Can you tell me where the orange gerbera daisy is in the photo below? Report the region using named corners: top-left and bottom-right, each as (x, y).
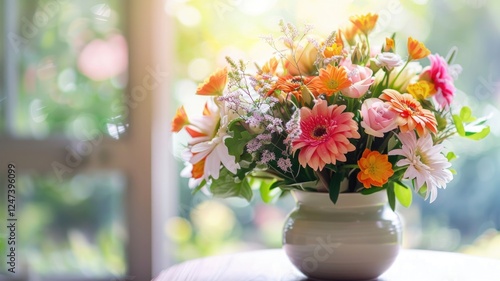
top-left (309, 65), bottom-right (351, 96)
top-left (357, 149), bottom-right (394, 188)
top-left (350, 13), bottom-right (378, 35)
top-left (407, 37), bottom-right (431, 61)
top-left (171, 106), bottom-right (189, 132)
top-left (380, 89), bottom-right (437, 136)
top-left (267, 75), bottom-right (317, 101)
top-left (292, 100), bottom-right (360, 171)
top-left (196, 68), bottom-right (228, 96)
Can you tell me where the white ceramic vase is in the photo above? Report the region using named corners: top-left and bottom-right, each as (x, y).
top-left (283, 190), bottom-right (402, 280)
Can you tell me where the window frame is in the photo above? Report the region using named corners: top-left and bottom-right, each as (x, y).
top-left (0, 0), bottom-right (176, 280)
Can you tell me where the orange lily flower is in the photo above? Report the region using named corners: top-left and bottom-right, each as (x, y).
top-left (384, 37), bottom-right (395, 52)
top-left (196, 68), bottom-right (228, 96)
top-left (171, 106), bottom-right (189, 132)
top-left (407, 37), bottom-right (431, 60)
top-left (350, 13), bottom-right (378, 35)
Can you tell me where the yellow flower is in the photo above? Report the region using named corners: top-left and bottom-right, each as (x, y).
top-left (407, 37), bottom-right (431, 61)
top-left (407, 81), bottom-right (436, 100)
top-left (350, 13), bottom-right (378, 35)
top-left (384, 37), bottom-right (395, 52)
top-left (357, 149), bottom-right (394, 188)
top-left (323, 43), bottom-right (343, 59)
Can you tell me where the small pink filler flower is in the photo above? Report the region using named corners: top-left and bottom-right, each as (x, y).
top-left (292, 100), bottom-right (361, 171)
top-left (360, 98), bottom-right (398, 138)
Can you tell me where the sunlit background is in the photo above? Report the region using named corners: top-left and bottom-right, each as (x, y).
top-left (0, 0), bottom-right (500, 280)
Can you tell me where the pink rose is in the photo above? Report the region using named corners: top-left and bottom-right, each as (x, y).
top-left (420, 54), bottom-right (455, 108)
top-left (340, 65), bottom-right (375, 98)
top-left (360, 98), bottom-right (398, 138)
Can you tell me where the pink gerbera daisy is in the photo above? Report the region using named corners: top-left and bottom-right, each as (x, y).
top-left (420, 54), bottom-right (456, 108)
top-left (292, 100), bottom-right (361, 171)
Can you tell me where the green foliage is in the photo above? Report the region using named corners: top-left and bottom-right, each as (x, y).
top-left (225, 121), bottom-right (254, 162)
top-left (210, 168), bottom-right (253, 202)
top-left (452, 106), bottom-right (490, 141)
top-left (328, 172), bottom-right (345, 204)
top-left (394, 181), bottom-right (412, 208)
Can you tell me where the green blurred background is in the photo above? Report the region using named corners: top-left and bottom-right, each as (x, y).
top-left (1, 0), bottom-right (500, 280)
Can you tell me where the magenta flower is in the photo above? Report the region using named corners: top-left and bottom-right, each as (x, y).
top-left (420, 54), bottom-right (456, 108)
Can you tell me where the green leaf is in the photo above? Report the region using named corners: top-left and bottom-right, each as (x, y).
top-left (387, 183), bottom-right (396, 211)
top-left (459, 106), bottom-right (476, 123)
top-left (394, 182), bottom-right (412, 208)
top-left (225, 123), bottom-right (254, 162)
top-left (465, 126), bottom-right (490, 141)
top-left (452, 114), bottom-right (465, 136)
top-left (360, 187), bottom-right (385, 195)
top-left (449, 168), bottom-right (457, 175)
top-left (248, 177), bottom-right (281, 204)
top-left (329, 172), bottom-right (345, 204)
top-left (446, 152), bottom-right (457, 162)
top-left (210, 169), bottom-right (253, 202)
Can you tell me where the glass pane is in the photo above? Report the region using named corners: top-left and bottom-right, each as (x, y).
top-left (0, 172), bottom-right (127, 278)
top-left (170, 0), bottom-right (500, 262)
top-left (6, 0), bottom-right (128, 139)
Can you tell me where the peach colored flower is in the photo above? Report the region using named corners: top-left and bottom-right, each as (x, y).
top-left (285, 38), bottom-right (319, 76)
top-left (292, 100), bottom-right (360, 171)
top-left (309, 65), bottom-right (352, 96)
top-left (407, 37), bottom-right (431, 61)
top-left (357, 149), bottom-right (394, 188)
top-left (171, 106), bottom-right (189, 132)
top-left (196, 68), bottom-right (228, 96)
top-left (360, 98), bottom-right (398, 138)
top-left (380, 89), bottom-right (437, 136)
top-left (341, 22), bottom-right (359, 46)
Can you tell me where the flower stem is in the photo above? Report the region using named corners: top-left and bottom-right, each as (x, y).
top-left (389, 60), bottom-right (410, 89)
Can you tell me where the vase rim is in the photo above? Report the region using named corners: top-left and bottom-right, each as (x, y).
top-left (291, 189), bottom-right (388, 208)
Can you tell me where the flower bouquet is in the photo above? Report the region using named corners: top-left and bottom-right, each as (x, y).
top-left (171, 13), bottom-right (489, 210)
